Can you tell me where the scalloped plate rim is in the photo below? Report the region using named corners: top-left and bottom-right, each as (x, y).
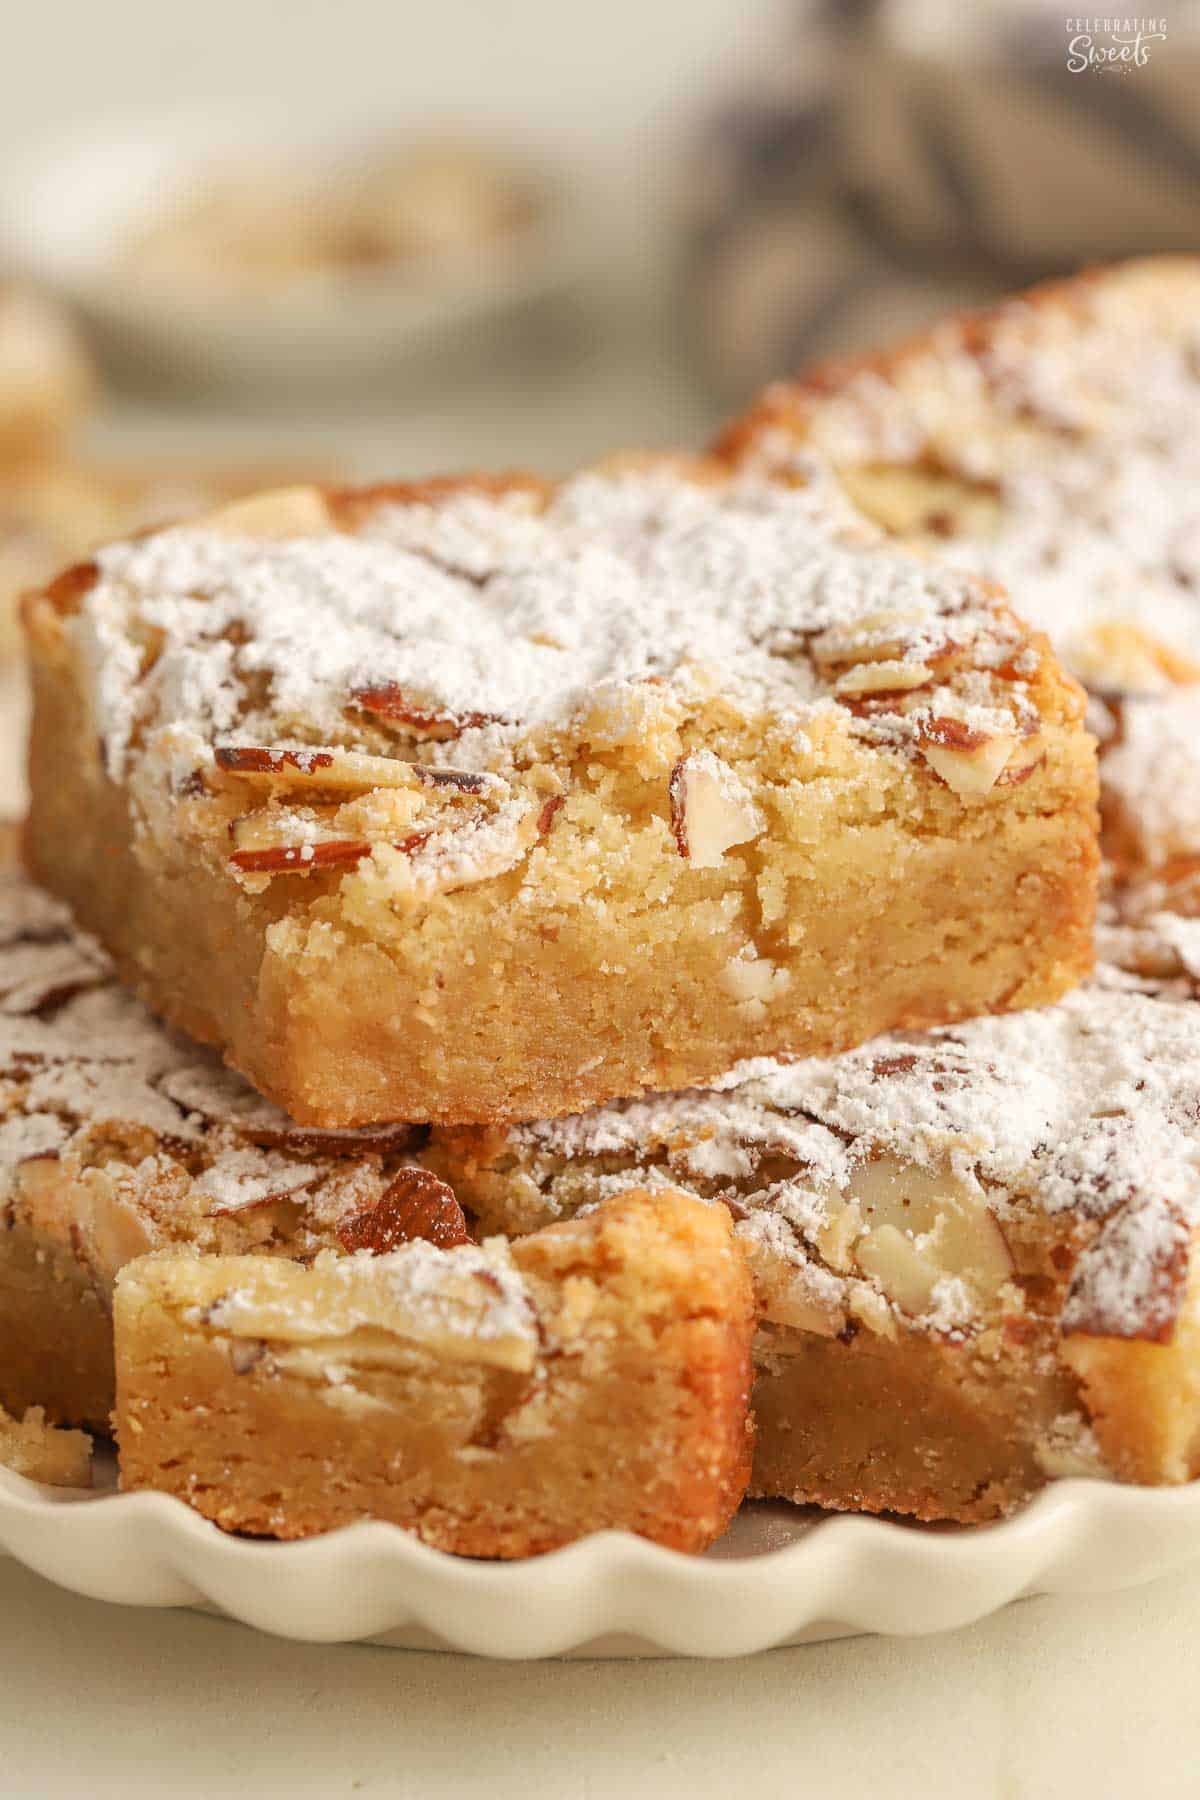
top-left (3, 1472), bottom-right (1200, 1657)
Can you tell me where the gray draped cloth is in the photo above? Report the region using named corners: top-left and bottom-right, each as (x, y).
top-left (681, 0), bottom-right (1200, 400)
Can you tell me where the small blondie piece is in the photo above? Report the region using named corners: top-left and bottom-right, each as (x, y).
top-left (114, 1189), bottom-right (755, 1554)
top-left (715, 256), bottom-right (1200, 887)
top-left (25, 460), bottom-right (1096, 1127)
top-left (430, 922), bottom-right (1200, 1522)
top-left (0, 869), bottom-right (444, 1432)
top-left (0, 1403), bottom-right (91, 1488)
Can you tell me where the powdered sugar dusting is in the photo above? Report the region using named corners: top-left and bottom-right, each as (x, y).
top-left (73, 463), bottom-right (1028, 785)
top-left (207, 1239), bottom-right (538, 1365)
top-left (495, 963), bottom-right (1200, 1342)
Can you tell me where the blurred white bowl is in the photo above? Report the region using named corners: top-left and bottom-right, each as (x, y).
top-left (0, 108), bottom-right (592, 398)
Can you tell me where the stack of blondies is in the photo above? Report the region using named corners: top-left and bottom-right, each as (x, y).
top-left (4, 257), bottom-right (1200, 1551)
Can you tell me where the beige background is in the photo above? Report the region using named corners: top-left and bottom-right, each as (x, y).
top-left (2, 4), bottom-right (1199, 1790)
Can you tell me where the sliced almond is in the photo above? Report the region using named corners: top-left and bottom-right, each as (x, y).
top-left (337, 1167), bottom-right (470, 1255)
top-left (1062, 1202), bottom-right (1189, 1344)
top-left (227, 802), bottom-right (431, 875)
top-left (834, 659), bottom-right (933, 697)
top-left (669, 751), bottom-right (764, 868)
top-left (349, 683), bottom-right (501, 740)
top-left (229, 835), bottom-right (431, 876)
top-left (214, 745), bottom-right (419, 794)
top-left (919, 731), bottom-right (1019, 799)
top-left (994, 744), bottom-right (1046, 788)
top-left (743, 1243), bottom-right (845, 1338)
top-left (247, 1122), bottom-right (424, 1156)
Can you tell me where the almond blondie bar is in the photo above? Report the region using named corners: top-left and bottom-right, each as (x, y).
top-left (25, 460), bottom-right (1097, 1127)
top-left (0, 869), bottom-right (436, 1431)
top-left (716, 256), bottom-right (1200, 887)
top-left (429, 913), bottom-right (1200, 1522)
top-left (114, 1189), bottom-right (755, 1553)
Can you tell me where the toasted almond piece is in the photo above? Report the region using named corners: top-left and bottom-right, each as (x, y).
top-left (349, 683), bottom-right (501, 740)
top-left (856, 1226), bottom-right (942, 1315)
top-left (536, 792), bottom-right (565, 836)
top-left (0, 1406), bottom-right (93, 1489)
top-left (246, 1122), bottom-right (425, 1156)
top-left (414, 766), bottom-right (495, 795)
top-left (197, 485), bottom-right (333, 539)
top-left (847, 1282), bottom-right (898, 1341)
top-left (919, 731), bottom-right (1019, 799)
top-left (337, 1167), bottom-right (470, 1254)
top-left (228, 805), bottom-right (341, 853)
top-left (834, 658), bottom-right (933, 697)
top-left (846, 1153), bottom-right (1014, 1314)
top-left (668, 750), bottom-right (764, 868)
top-left (214, 745), bottom-right (419, 793)
top-left (811, 605), bottom-right (956, 675)
top-left (994, 744), bottom-right (1046, 788)
top-left (229, 833), bottom-right (430, 876)
top-left (811, 1188), bottom-right (863, 1275)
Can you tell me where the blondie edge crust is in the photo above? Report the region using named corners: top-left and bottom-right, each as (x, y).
top-left (25, 459), bottom-right (1097, 1127)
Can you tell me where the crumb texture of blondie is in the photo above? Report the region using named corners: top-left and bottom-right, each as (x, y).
top-left (114, 1189), bottom-right (755, 1554)
top-left (25, 459), bottom-right (1097, 1125)
top-left (716, 256), bottom-right (1200, 885)
top-left (0, 1402), bottom-right (92, 1488)
top-left (431, 915), bottom-right (1200, 1520)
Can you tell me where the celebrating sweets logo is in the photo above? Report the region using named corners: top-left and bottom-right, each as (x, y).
top-left (1066, 17), bottom-right (1167, 72)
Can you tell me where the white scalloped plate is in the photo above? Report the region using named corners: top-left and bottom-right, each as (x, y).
top-left (3, 1459), bottom-right (1200, 1658)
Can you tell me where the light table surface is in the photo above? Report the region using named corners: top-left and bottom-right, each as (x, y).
top-left (2, 1553), bottom-right (1199, 1798)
